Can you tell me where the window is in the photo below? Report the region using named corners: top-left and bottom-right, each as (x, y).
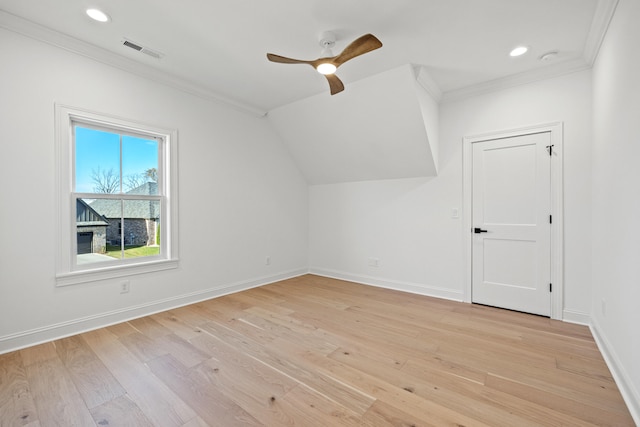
top-left (56, 105), bottom-right (178, 286)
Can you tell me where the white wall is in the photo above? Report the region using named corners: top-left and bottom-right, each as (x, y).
top-left (591, 0), bottom-right (640, 420)
top-left (310, 176), bottom-right (462, 300)
top-left (309, 70), bottom-right (593, 319)
top-left (0, 28), bottom-right (309, 352)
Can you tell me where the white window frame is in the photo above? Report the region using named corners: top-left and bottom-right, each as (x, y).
top-left (55, 104), bottom-right (179, 286)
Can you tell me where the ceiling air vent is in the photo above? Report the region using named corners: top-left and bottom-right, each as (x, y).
top-left (122, 38), bottom-right (163, 59)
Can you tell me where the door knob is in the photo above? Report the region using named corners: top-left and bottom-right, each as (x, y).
top-left (474, 228), bottom-right (488, 233)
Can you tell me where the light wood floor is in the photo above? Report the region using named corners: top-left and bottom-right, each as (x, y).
top-left (0, 275), bottom-right (634, 426)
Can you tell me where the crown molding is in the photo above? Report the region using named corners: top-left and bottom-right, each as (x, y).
top-left (0, 10), bottom-right (267, 117)
top-left (438, 0), bottom-right (618, 103)
top-left (413, 65), bottom-right (443, 103)
top-left (583, 0), bottom-right (619, 65)
top-left (441, 58), bottom-right (591, 103)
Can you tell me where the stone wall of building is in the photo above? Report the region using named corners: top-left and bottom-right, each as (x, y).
top-left (106, 219), bottom-right (157, 246)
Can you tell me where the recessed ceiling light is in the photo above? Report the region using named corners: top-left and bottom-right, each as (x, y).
top-left (86, 8), bottom-right (110, 23)
top-left (509, 46), bottom-right (529, 57)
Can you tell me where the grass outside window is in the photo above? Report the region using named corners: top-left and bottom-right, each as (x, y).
top-left (105, 245), bottom-right (160, 259)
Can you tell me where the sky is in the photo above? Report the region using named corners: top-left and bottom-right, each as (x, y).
top-left (75, 126), bottom-right (158, 193)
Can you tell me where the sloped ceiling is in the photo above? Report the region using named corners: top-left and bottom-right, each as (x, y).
top-left (0, 0), bottom-right (618, 184)
top-left (0, 0), bottom-right (616, 112)
top-left (268, 65), bottom-right (439, 185)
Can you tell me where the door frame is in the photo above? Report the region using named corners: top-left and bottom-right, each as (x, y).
top-left (462, 122), bottom-right (564, 319)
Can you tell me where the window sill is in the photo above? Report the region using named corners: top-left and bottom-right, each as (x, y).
top-left (56, 258), bottom-right (179, 287)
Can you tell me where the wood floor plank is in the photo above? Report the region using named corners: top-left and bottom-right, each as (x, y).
top-left (440, 309), bottom-right (603, 362)
top-left (149, 311), bottom-right (204, 341)
top-left (0, 274), bottom-right (634, 426)
top-left (238, 311), bottom-right (338, 356)
top-left (297, 348), bottom-right (493, 427)
top-left (89, 395), bottom-right (154, 427)
top-left (555, 352), bottom-right (615, 381)
top-left (196, 319), bottom-right (273, 355)
top-left (401, 359), bottom-right (593, 427)
top-left (54, 335), bottom-right (125, 409)
top-left (323, 340), bottom-right (562, 426)
top-left (485, 356), bottom-right (629, 410)
top-left (0, 351), bottom-right (39, 426)
top-left (431, 334), bottom-right (557, 376)
top-left (522, 330), bottom-right (603, 359)
top-left (180, 416), bottom-right (210, 427)
top-left (195, 321), bottom-right (376, 417)
top-left (287, 300), bottom-right (439, 357)
top-left (195, 295), bottom-right (252, 322)
top-left (226, 293), bottom-right (294, 314)
top-left (192, 360), bottom-right (297, 426)
top-left (165, 306), bottom-right (212, 330)
top-left (328, 345), bottom-right (406, 373)
top-left (243, 306), bottom-right (315, 334)
top-left (154, 334), bottom-right (210, 369)
top-left (82, 328), bottom-right (196, 427)
top-left (271, 384), bottom-right (364, 427)
top-left (190, 332), bottom-right (298, 407)
top-left (117, 332), bottom-right (169, 363)
top-left (147, 354), bottom-right (262, 426)
top-left (23, 357), bottom-right (95, 427)
top-left (485, 372), bottom-right (632, 426)
top-left (393, 350), bottom-right (487, 385)
top-left (19, 343), bottom-right (57, 368)
top-left (105, 322), bottom-right (138, 338)
top-left (127, 316), bottom-right (172, 339)
top-left (361, 400), bottom-right (440, 427)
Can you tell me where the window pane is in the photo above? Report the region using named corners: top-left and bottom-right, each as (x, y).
top-left (122, 135), bottom-right (159, 195)
top-left (75, 127), bottom-right (120, 193)
top-left (76, 198), bottom-right (120, 264)
top-left (121, 199), bottom-right (161, 259)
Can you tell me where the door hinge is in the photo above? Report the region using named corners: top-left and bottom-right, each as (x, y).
top-left (550, 214), bottom-right (553, 224)
top-left (546, 145), bottom-right (554, 156)
top-left (549, 283), bottom-right (553, 292)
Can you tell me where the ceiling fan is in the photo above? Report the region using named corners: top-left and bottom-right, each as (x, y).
top-left (267, 32), bottom-right (383, 95)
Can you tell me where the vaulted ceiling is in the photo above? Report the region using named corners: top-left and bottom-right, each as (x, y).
top-left (0, 0), bottom-right (615, 114)
top-left (0, 0), bottom-right (617, 184)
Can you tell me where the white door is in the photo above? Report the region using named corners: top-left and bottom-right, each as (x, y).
top-left (472, 132), bottom-right (551, 316)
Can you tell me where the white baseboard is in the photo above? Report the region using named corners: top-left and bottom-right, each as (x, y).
top-left (309, 267), bottom-right (464, 302)
top-left (590, 319), bottom-right (640, 426)
top-left (0, 268), bottom-right (308, 355)
top-left (562, 309), bottom-right (590, 325)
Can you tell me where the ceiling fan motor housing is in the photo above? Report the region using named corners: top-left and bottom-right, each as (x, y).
top-left (318, 31), bottom-right (336, 49)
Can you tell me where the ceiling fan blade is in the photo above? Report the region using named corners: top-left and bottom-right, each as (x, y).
top-left (325, 74), bottom-right (345, 95)
top-left (266, 53), bottom-right (314, 65)
top-left (267, 34), bottom-right (380, 96)
top-left (333, 34), bottom-right (382, 67)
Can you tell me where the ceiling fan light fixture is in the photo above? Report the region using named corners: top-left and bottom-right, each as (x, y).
top-left (316, 63), bottom-right (337, 75)
top-left (86, 8), bottom-right (110, 22)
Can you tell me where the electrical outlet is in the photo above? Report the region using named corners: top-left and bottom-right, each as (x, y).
top-left (451, 208), bottom-right (460, 219)
top-left (265, 256), bottom-right (271, 266)
top-left (120, 281), bottom-right (130, 294)
top-left (368, 257), bottom-right (380, 267)
top-left (601, 299), bottom-right (606, 316)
